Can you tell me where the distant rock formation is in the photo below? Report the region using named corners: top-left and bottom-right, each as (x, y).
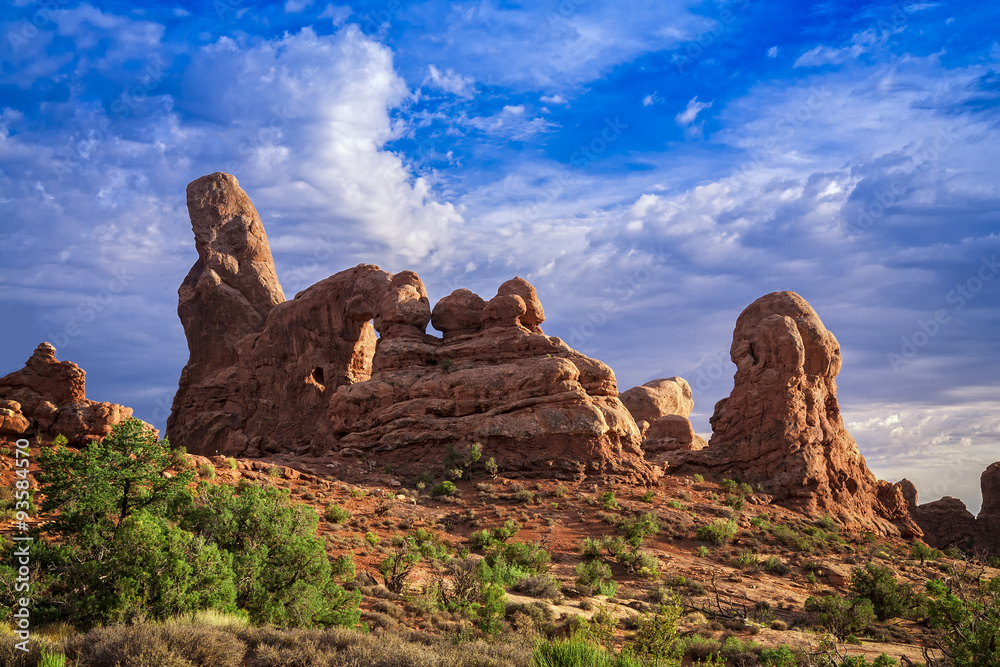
top-left (620, 378), bottom-right (706, 454)
top-left (168, 173), bottom-right (657, 484)
top-left (0, 343), bottom-right (138, 444)
top-left (898, 463), bottom-right (1000, 556)
top-left (671, 291), bottom-right (920, 537)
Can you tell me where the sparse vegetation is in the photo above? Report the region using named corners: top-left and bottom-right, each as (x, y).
top-left (696, 519), bottom-right (737, 545)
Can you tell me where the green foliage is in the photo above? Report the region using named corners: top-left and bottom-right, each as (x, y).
top-left (581, 536), bottom-right (603, 559)
top-left (364, 531), bottom-right (380, 546)
top-left (443, 442), bottom-right (484, 480)
top-left (184, 483), bottom-right (360, 627)
top-left (692, 474), bottom-right (704, 483)
top-left (696, 519), bottom-right (737, 545)
top-left (638, 491), bottom-right (656, 503)
top-left (850, 563), bottom-right (911, 621)
top-left (763, 555), bottom-right (789, 575)
top-left (470, 520), bottom-right (521, 549)
top-left (620, 512), bottom-right (659, 547)
top-left (631, 598), bottom-right (684, 665)
top-left (598, 491), bottom-right (619, 510)
top-left (484, 457), bottom-right (499, 479)
top-left (732, 549), bottom-right (759, 569)
top-left (722, 494), bottom-right (745, 511)
top-left (37, 418), bottom-right (194, 542)
top-left (697, 546), bottom-right (710, 558)
top-left (431, 480), bottom-right (457, 496)
top-left (925, 576), bottom-right (1000, 667)
top-left (719, 479), bottom-right (738, 494)
top-left (325, 503), bottom-right (351, 523)
top-left (759, 645), bottom-right (797, 667)
top-left (909, 541), bottom-right (938, 564)
top-left (667, 500), bottom-right (685, 509)
top-left (576, 560), bottom-right (617, 597)
top-left (531, 634), bottom-right (631, 667)
top-left (198, 461), bottom-right (216, 479)
top-left (804, 594), bottom-right (875, 639)
top-left (38, 648), bottom-right (67, 667)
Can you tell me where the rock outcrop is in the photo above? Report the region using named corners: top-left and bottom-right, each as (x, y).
top-left (670, 291), bottom-right (919, 537)
top-left (898, 465), bottom-right (1000, 555)
top-left (620, 377), bottom-right (705, 455)
top-left (0, 343), bottom-right (137, 444)
top-left (168, 173), bottom-right (657, 483)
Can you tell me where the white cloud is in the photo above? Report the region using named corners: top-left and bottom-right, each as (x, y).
top-left (794, 29), bottom-right (880, 67)
top-left (767, 46), bottom-right (778, 58)
top-left (423, 64), bottom-right (476, 98)
top-left (318, 4), bottom-right (352, 24)
top-left (540, 94), bottom-right (568, 105)
top-left (284, 0), bottom-right (314, 13)
top-left (642, 91), bottom-right (662, 107)
top-left (675, 96), bottom-right (712, 126)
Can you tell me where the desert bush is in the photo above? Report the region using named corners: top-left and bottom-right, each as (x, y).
top-left (763, 555), bottom-right (789, 575)
top-left (514, 573), bottom-right (562, 599)
top-left (850, 563), bottom-right (911, 621)
top-left (696, 519), bottom-right (737, 545)
top-left (732, 549), bottom-right (759, 569)
top-left (805, 594), bottom-right (875, 639)
top-left (325, 503), bottom-right (351, 523)
top-left (925, 576), bottom-right (1000, 667)
top-left (598, 491), bottom-right (620, 510)
top-left (575, 561), bottom-right (618, 598)
top-left (431, 480), bottom-right (456, 496)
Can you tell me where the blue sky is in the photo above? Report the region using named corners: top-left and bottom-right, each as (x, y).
top-left (1, 0), bottom-right (998, 511)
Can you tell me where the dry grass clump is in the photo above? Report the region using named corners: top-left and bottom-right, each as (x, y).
top-left (2, 621), bottom-right (532, 667)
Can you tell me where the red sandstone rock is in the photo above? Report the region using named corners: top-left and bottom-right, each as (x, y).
top-left (643, 414), bottom-right (706, 454)
top-left (670, 291), bottom-right (920, 537)
top-left (496, 277), bottom-right (545, 333)
top-left (914, 497), bottom-right (977, 551)
top-left (620, 377), bottom-right (694, 429)
top-left (431, 289), bottom-right (486, 338)
top-left (168, 173), bottom-right (657, 483)
top-left (0, 400), bottom-right (29, 435)
top-left (0, 343), bottom-right (138, 444)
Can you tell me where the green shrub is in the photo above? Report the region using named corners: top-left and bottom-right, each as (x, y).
top-left (763, 555), bottom-right (789, 575)
top-left (692, 474), bottom-right (704, 483)
top-left (696, 519), bottom-right (737, 545)
top-left (598, 491), bottom-right (619, 510)
top-left (325, 503), bottom-right (351, 523)
top-left (719, 479), bottom-right (738, 493)
top-left (722, 494), bottom-right (746, 511)
top-left (732, 549), bottom-right (759, 569)
top-left (515, 573), bottom-right (562, 599)
top-left (431, 480), bottom-right (457, 496)
top-left (805, 594), bottom-right (875, 639)
top-left (925, 577), bottom-right (1000, 667)
top-left (850, 563), bottom-right (911, 621)
top-left (639, 491), bottom-right (656, 503)
top-left (576, 560), bottom-right (618, 597)
top-left (759, 645), bottom-right (797, 667)
top-left (909, 541), bottom-right (938, 564)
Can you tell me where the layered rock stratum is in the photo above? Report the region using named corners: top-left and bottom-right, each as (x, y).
top-left (167, 173), bottom-right (657, 483)
top-left (670, 291), bottom-right (919, 537)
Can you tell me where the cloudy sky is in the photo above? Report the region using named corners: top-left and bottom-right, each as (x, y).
top-left (1, 1), bottom-right (997, 511)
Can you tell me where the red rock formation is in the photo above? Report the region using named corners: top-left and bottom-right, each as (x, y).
top-left (671, 292), bottom-right (919, 537)
top-left (976, 463), bottom-right (1000, 555)
top-left (620, 377), bottom-right (705, 456)
top-left (895, 477), bottom-right (983, 552)
top-left (0, 343), bottom-right (137, 444)
top-left (168, 173), bottom-right (657, 483)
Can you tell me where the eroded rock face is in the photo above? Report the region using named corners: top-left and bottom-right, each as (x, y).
top-left (900, 465), bottom-right (1000, 555)
top-left (670, 291), bottom-right (919, 537)
top-left (168, 173), bottom-right (657, 483)
top-left (621, 377), bottom-right (694, 427)
top-left (0, 343), bottom-right (137, 444)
